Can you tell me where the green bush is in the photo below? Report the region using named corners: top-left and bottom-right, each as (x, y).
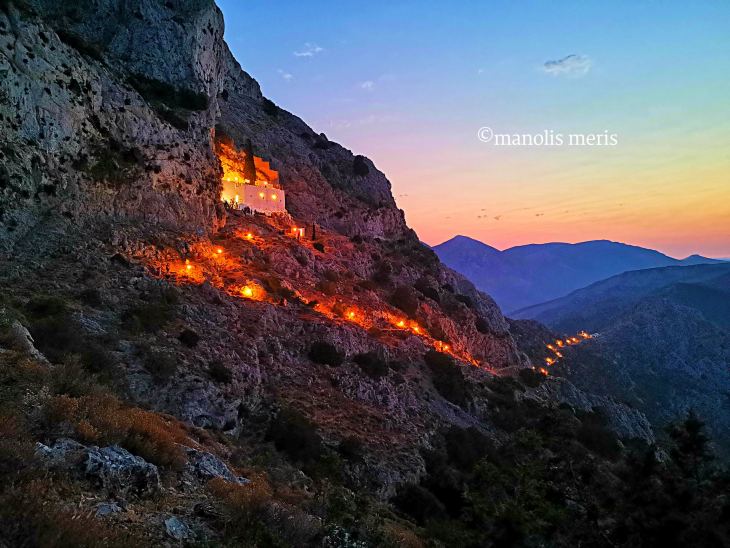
top-left (208, 360), bottom-right (233, 384)
top-left (414, 277), bottom-right (440, 303)
top-left (338, 436), bottom-right (364, 462)
top-left (178, 328), bottom-right (199, 348)
top-left (390, 286), bottom-right (420, 317)
top-left (122, 289), bottom-right (177, 333)
top-left (444, 426), bottom-right (492, 472)
top-left (309, 341), bottom-right (343, 367)
top-left (266, 407), bottom-right (323, 464)
top-left (424, 351), bottom-right (469, 406)
top-left (392, 484), bottom-right (446, 525)
top-left (143, 351), bottom-right (177, 383)
top-left (576, 410), bottom-right (622, 460)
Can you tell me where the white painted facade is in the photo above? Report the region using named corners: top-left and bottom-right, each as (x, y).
top-left (221, 181), bottom-right (286, 214)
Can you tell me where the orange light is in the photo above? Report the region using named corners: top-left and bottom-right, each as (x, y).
top-left (545, 357), bottom-right (556, 365)
top-left (538, 367), bottom-right (549, 376)
top-left (216, 248), bottom-right (223, 255)
top-left (241, 286), bottom-right (253, 298)
top-left (271, 193), bottom-right (277, 200)
top-left (347, 311), bottom-right (356, 320)
top-left (397, 320), bottom-right (406, 328)
top-left (185, 259), bottom-right (192, 272)
top-left (245, 232), bottom-right (253, 240)
top-left (234, 194), bottom-right (239, 204)
top-left (412, 326), bottom-right (421, 334)
top-left (556, 340), bottom-right (564, 347)
top-left (259, 192), bottom-right (265, 199)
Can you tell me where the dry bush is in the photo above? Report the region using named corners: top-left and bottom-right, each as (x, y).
top-left (208, 474), bottom-right (273, 524)
top-left (0, 479), bottom-right (136, 547)
top-left (44, 393), bottom-right (189, 469)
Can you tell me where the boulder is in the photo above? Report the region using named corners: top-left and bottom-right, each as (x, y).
top-left (184, 446), bottom-right (249, 485)
top-left (164, 516), bottom-right (192, 541)
top-left (85, 445), bottom-right (161, 495)
top-left (36, 439), bottom-right (160, 495)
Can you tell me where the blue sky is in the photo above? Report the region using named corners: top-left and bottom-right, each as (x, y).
top-left (217, 1), bottom-right (730, 257)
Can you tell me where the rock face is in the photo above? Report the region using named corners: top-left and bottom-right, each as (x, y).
top-left (0, 0), bottom-right (411, 252)
top-left (37, 439), bottom-right (161, 495)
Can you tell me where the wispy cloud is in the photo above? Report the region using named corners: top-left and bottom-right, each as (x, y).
top-left (277, 69), bottom-right (293, 81)
top-left (542, 54), bottom-right (592, 77)
top-left (293, 43), bottom-right (324, 57)
top-left (359, 80), bottom-right (375, 91)
top-left (328, 113), bottom-right (396, 130)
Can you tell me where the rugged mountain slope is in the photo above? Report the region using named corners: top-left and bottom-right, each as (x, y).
top-left (5, 1), bottom-right (722, 545)
top-left (434, 235), bottom-right (721, 312)
top-left (512, 263), bottom-right (730, 330)
top-left (513, 263), bottom-right (730, 454)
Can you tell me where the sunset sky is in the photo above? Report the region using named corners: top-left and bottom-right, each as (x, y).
top-left (218, 1), bottom-right (730, 258)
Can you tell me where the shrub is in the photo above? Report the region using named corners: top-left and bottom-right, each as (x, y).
top-left (266, 407), bottom-right (323, 464)
top-left (309, 341), bottom-right (343, 367)
top-left (392, 484), bottom-right (446, 525)
top-left (122, 289), bottom-right (177, 333)
top-left (25, 295), bottom-right (69, 318)
top-left (208, 360), bottom-right (233, 384)
top-left (390, 286), bottom-right (420, 317)
top-left (372, 260), bottom-right (393, 284)
top-left (518, 367), bottom-right (545, 388)
top-left (338, 436), bottom-right (364, 462)
top-left (444, 426), bottom-right (491, 472)
top-left (424, 351), bottom-right (469, 406)
top-left (143, 351), bottom-right (177, 382)
top-left (28, 314), bottom-right (85, 364)
top-left (78, 288), bottom-right (102, 307)
top-left (353, 155), bottom-right (370, 176)
top-left (414, 277), bottom-right (440, 303)
top-left (576, 411), bottom-right (622, 460)
top-left (44, 393), bottom-right (189, 469)
top-left (353, 352), bottom-right (388, 379)
top-left (178, 328), bottom-right (199, 348)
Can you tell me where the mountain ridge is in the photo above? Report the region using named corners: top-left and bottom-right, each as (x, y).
top-left (434, 235), bottom-right (722, 312)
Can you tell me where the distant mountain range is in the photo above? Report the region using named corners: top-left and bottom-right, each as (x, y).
top-left (433, 236), bottom-right (723, 313)
top-left (513, 262), bottom-right (730, 454)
